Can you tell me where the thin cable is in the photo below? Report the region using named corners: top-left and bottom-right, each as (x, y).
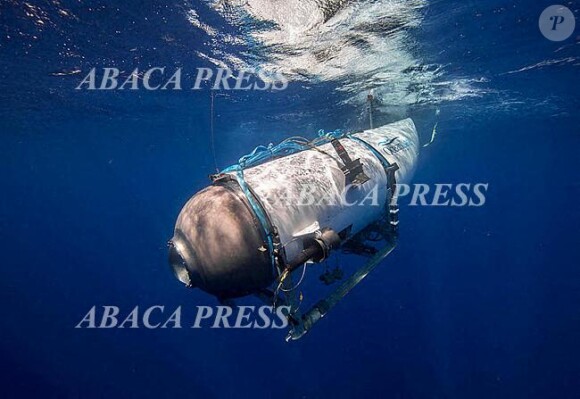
top-left (423, 109), bottom-right (440, 148)
top-left (280, 263), bottom-right (308, 292)
top-left (210, 91), bottom-right (219, 173)
top-left (367, 90), bottom-right (374, 129)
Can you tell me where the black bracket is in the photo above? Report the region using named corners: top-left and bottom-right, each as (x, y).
top-left (330, 139), bottom-right (370, 185)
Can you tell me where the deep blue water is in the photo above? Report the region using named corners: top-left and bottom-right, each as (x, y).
top-left (1, 0), bottom-right (579, 398)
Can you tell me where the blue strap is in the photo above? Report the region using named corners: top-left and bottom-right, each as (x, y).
top-left (227, 165), bottom-right (277, 274)
top-left (347, 134), bottom-right (391, 171)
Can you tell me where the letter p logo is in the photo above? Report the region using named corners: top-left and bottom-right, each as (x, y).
top-left (550, 15), bottom-right (565, 31)
top-left (539, 5), bottom-right (575, 41)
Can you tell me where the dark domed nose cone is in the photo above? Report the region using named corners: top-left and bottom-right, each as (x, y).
top-left (169, 183), bottom-right (275, 298)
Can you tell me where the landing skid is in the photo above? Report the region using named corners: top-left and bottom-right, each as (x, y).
top-left (285, 236), bottom-right (397, 341)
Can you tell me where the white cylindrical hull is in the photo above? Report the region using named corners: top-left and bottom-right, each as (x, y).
top-left (228, 118), bottom-right (419, 264)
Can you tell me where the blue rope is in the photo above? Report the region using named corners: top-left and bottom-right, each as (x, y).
top-left (221, 129), bottom-right (344, 173)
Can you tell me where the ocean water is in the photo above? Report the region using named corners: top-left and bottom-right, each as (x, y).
top-left (1, 0), bottom-right (579, 398)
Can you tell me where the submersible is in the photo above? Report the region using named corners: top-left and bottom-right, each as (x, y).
top-left (169, 118), bottom-right (419, 339)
